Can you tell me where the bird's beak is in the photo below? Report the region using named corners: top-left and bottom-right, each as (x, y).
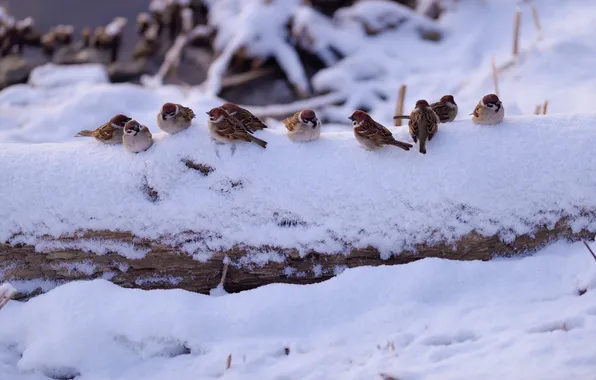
top-left (206, 112), bottom-right (210, 115)
top-left (348, 116), bottom-right (354, 121)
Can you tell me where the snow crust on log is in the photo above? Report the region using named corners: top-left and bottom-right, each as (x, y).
top-left (1, 112), bottom-right (595, 259)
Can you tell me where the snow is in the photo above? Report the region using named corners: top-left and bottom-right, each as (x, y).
top-left (1, 110), bottom-right (595, 258)
top-left (1, 0), bottom-right (596, 377)
top-left (1, 241), bottom-right (596, 379)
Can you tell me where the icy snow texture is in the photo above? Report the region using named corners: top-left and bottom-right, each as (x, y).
top-left (1, 241), bottom-right (596, 379)
top-left (1, 110), bottom-right (595, 257)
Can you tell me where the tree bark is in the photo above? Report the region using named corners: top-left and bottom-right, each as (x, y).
top-left (1, 217), bottom-right (593, 299)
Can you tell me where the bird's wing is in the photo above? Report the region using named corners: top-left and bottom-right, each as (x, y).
top-left (178, 104), bottom-right (196, 121)
top-left (239, 108), bottom-right (267, 130)
top-left (281, 112), bottom-right (300, 131)
top-left (94, 122), bottom-right (116, 141)
top-left (408, 116), bottom-right (418, 139)
top-left (431, 102), bottom-right (451, 122)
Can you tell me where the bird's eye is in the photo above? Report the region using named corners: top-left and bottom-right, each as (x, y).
top-left (486, 104), bottom-right (494, 108)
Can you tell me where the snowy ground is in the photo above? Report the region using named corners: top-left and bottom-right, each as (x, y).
top-left (2, 1), bottom-right (596, 379)
top-left (1, 241), bottom-right (596, 380)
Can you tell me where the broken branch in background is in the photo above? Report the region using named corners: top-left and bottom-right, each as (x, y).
top-left (141, 24), bottom-right (214, 88)
top-left (0, 283), bottom-right (16, 311)
top-left (240, 91), bottom-right (346, 119)
top-left (513, 10), bottom-right (521, 57)
top-left (394, 84), bottom-right (407, 127)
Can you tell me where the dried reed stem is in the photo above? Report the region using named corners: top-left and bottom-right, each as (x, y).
top-left (491, 57), bottom-right (499, 97)
top-left (513, 11), bottom-right (521, 57)
top-left (542, 100), bottom-right (548, 115)
top-left (226, 354), bottom-right (232, 370)
top-left (532, 6), bottom-right (541, 32)
top-left (394, 84), bottom-right (407, 127)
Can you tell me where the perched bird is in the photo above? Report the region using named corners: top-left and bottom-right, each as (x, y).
top-left (221, 103), bottom-right (268, 132)
top-left (74, 114), bottom-right (131, 144)
top-left (157, 102), bottom-right (195, 134)
top-left (349, 110), bottom-right (413, 151)
top-left (282, 109), bottom-right (321, 142)
top-left (408, 100), bottom-right (440, 154)
top-left (430, 95), bottom-right (458, 122)
top-left (471, 94), bottom-right (504, 125)
top-left (207, 107), bottom-right (268, 148)
top-left (393, 94), bottom-right (458, 123)
top-left (123, 120), bottom-right (153, 153)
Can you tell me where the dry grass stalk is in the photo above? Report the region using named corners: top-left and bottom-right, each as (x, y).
top-left (513, 10), bottom-right (521, 57)
top-left (491, 56), bottom-right (499, 97)
top-left (542, 100), bottom-right (548, 115)
top-left (394, 84), bottom-right (407, 127)
top-left (226, 354), bottom-right (232, 370)
top-left (532, 6), bottom-right (541, 32)
top-left (534, 105), bottom-right (541, 115)
top-left (583, 240), bottom-right (596, 262)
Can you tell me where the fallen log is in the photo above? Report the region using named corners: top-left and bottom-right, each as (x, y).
top-left (1, 115), bottom-right (596, 297)
top-left (1, 217), bottom-right (594, 297)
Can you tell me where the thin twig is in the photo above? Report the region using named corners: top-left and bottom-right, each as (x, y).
top-left (394, 84), bottom-right (407, 127)
top-left (582, 240), bottom-right (596, 262)
top-left (513, 10), bottom-right (521, 57)
top-left (226, 354), bottom-right (232, 370)
top-left (242, 91), bottom-right (346, 118)
top-left (221, 67), bottom-right (278, 89)
top-left (542, 100), bottom-right (548, 115)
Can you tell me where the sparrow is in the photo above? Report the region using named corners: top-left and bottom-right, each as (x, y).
top-left (123, 120), bottom-right (153, 153)
top-left (207, 107), bottom-right (268, 148)
top-left (408, 99), bottom-right (440, 154)
top-left (349, 110), bottom-right (413, 151)
top-left (281, 109), bottom-right (321, 142)
top-left (74, 114), bottom-right (131, 144)
top-left (221, 102), bottom-right (268, 132)
top-left (156, 102), bottom-right (195, 134)
top-left (393, 94), bottom-right (458, 123)
top-left (471, 94), bottom-right (504, 125)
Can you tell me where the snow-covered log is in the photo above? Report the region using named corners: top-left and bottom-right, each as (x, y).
top-left (1, 115), bottom-right (595, 296)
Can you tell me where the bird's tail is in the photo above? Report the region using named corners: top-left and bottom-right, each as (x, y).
top-left (393, 115), bottom-right (411, 120)
top-left (419, 138), bottom-right (427, 154)
top-left (390, 139), bottom-right (413, 151)
top-left (75, 130), bottom-right (94, 137)
top-left (248, 134), bottom-right (268, 148)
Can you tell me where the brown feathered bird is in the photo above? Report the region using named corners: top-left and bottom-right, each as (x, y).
top-left (74, 114), bottom-right (131, 144)
top-left (394, 94), bottom-right (458, 123)
top-left (157, 102), bottom-right (195, 134)
top-left (221, 103), bottom-right (268, 132)
top-left (282, 109), bottom-right (321, 142)
top-left (207, 107), bottom-right (268, 149)
top-left (349, 110), bottom-right (413, 151)
top-left (471, 94), bottom-right (504, 125)
top-left (408, 100), bottom-right (440, 154)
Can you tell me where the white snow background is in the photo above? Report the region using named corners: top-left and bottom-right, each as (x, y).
top-left (2, 0), bottom-right (596, 378)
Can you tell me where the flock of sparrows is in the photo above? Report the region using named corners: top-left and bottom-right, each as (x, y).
top-left (74, 93), bottom-right (504, 155)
